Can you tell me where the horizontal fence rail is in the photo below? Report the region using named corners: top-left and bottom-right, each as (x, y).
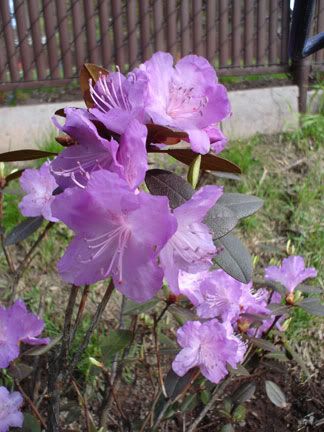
top-left (0, 0), bottom-right (323, 91)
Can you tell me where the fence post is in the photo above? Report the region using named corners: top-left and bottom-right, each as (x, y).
top-left (292, 58), bottom-right (311, 113)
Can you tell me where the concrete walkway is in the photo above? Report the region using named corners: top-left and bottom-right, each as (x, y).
top-left (0, 86), bottom-right (299, 152)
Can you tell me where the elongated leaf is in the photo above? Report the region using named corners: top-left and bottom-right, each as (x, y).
top-left (101, 329), bottom-right (133, 365)
top-left (8, 362), bottom-right (33, 381)
top-left (213, 171), bottom-right (241, 180)
top-left (145, 169), bottom-right (193, 209)
top-left (23, 336), bottom-right (61, 356)
top-left (296, 298), bottom-right (324, 316)
top-left (164, 368), bottom-right (198, 400)
top-left (80, 63), bottom-right (109, 108)
top-left (249, 337), bottom-right (278, 352)
top-left (265, 380), bottom-right (287, 408)
top-left (264, 351), bottom-right (289, 362)
top-left (123, 298), bottom-right (160, 315)
top-left (168, 304), bottom-right (198, 325)
top-left (221, 424), bottom-right (235, 432)
top-left (232, 382), bottom-right (256, 404)
top-left (213, 234), bottom-right (252, 283)
top-left (5, 169), bottom-right (25, 184)
top-left (205, 204), bottom-right (238, 239)
top-left (218, 193), bottom-right (263, 219)
top-left (165, 149), bottom-right (241, 173)
top-left (4, 216), bottom-right (43, 246)
top-left (296, 284), bottom-right (322, 294)
top-left (187, 154), bottom-right (201, 189)
top-left (22, 413), bottom-right (41, 432)
top-left (0, 149), bottom-right (57, 162)
top-left (267, 303), bottom-right (291, 315)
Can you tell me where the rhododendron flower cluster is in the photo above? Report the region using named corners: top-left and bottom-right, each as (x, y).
top-left (15, 51), bottom-right (319, 388)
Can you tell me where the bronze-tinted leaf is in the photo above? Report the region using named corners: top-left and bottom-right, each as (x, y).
top-left (54, 108), bottom-right (66, 117)
top-left (146, 124), bottom-right (188, 145)
top-left (5, 169), bottom-right (25, 184)
top-left (0, 149), bottom-right (57, 162)
top-left (80, 63), bottom-right (109, 108)
top-left (161, 148), bottom-right (241, 173)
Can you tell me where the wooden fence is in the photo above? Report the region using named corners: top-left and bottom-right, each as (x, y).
top-left (0, 0), bottom-right (323, 92)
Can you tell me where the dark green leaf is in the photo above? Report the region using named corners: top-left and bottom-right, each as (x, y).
top-left (212, 171), bottom-right (241, 180)
top-left (23, 336), bottom-right (61, 356)
top-left (205, 204), bottom-right (238, 239)
top-left (22, 413), bottom-right (41, 432)
top-left (232, 382), bottom-right (256, 404)
top-left (123, 298), bottom-right (160, 315)
top-left (101, 329), bottom-right (133, 364)
top-left (213, 234), bottom-right (252, 283)
top-left (249, 337), bottom-right (278, 352)
top-left (228, 364), bottom-right (250, 377)
top-left (296, 284), bottom-right (322, 294)
top-left (0, 149), bottom-right (57, 162)
top-left (168, 304), bottom-right (198, 325)
top-left (220, 424), bottom-right (235, 432)
top-left (264, 351), bottom-right (289, 362)
top-left (267, 303), bottom-right (291, 315)
top-left (145, 169), bottom-right (193, 209)
top-left (218, 193), bottom-right (263, 219)
top-left (164, 368), bottom-right (198, 400)
top-left (180, 394), bottom-right (198, 412)
top-left (265, 380), bottom-right (287, 408)
top-left (200, 389), bottom-right (211, 405)
top-left (8, 362), bottom-right (33, 381)
top-left (4, 216), bottom-right (43, 246)
top-left (232, 404), bottom-right (247, 422)
top-left (296, 298), bottom-right (324, 316)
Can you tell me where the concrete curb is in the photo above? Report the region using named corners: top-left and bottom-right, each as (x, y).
top-left (0, 86), bottom-right (301, 152)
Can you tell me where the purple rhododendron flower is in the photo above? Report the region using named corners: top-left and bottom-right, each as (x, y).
top-left (248, 291), bottom-right (284, 337)
top-left (52, 109), bottom-right (147, 190)
top-left (172, 319), bottom-right (245, 383)
top-left (89, 70), bottom-right (149, 135)
top-left (204, 125), bottom-right (228, 154)
top-left (137, 52), bottom-right (231, 154)
top-left (160, 185), bottom-right (223, 294)
top-left (0, 300), bottom-right (49, 369)
top-left (179, 269), bottom-right (269, 323)
top-left (19, 161), bottom-right (58, 222)
top-left (7, 300), bottom-right (50, 346)
top-left (265, 256), bottom-right (317, 293)
top-left (0, 307), bottom-right (20, 369)
top-left (0, 387), bottom-right (23, 432)
top-left (52, 170), bottom-right (177, 302)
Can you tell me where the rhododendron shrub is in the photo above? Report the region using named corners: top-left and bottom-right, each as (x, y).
top-left (0, 52), bottom-right (322, 431)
